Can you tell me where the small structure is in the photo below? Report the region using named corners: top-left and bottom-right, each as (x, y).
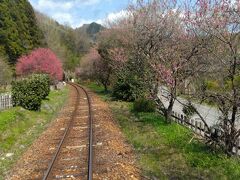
top-left (0, 93), bottom-right (12, 110)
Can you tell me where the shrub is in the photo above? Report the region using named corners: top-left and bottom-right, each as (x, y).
top-left (112, 75), bottom-right (147, 101)
top-left (12, 74), bottom-right (50, 111)
top-left (12, 80), bottom-right (27, 107)
top-left (133, 98), bottom-right (156, 112)
top-left (29, 74), bottom-right (50, 99)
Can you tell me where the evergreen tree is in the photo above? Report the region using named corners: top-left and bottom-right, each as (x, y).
top-left (0, 0), bottom-right (44, 64)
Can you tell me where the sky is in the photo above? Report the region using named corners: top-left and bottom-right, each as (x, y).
top-left (29, 0), bottom-right (131, 28)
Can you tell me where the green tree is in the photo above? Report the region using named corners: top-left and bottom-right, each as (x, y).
top-left (0, 57), bottom-right (12, 86)
top-left (0, 0), bottom-right (44, 64)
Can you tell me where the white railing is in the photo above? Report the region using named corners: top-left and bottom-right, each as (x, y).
top-left (0, 94), bottom-right (12, 110)
top-left (171, 111), bottom-right (240, 155)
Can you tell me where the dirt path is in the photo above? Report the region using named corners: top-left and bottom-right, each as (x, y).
top-left (7, 85), bottom-right (140, 179)
top-left (88, 90), bottom-right (140, 179)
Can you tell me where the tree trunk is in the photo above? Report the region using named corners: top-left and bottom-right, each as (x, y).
top-left (164, 96), bottom-right (174, 123)
top-left (225, 133), bottom-right (235, 155)
top-left (221, 116), bottom-right (237, 155)
top-left (103, 83), bottom-right (108, 92)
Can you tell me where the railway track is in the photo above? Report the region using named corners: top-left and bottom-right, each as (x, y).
top-left (7, 81), bottom-right (140, 180)
top-left (42, 83), bottom-right (94, 180)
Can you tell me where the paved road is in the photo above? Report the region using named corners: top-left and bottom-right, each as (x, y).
top-left (157, 89), bottom-right (240, 128)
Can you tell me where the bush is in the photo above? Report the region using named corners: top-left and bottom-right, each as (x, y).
top-left (29, 74), bottom-right (50, 99)
top-left (133, 98), bottom-right (156, 112)
top-left (112, 75), bottom-right (147, 101)
top-left (12, 74), bottom-right (50, 111)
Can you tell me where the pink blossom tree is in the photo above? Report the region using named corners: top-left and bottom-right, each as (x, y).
top-left (127, 0), bottom-right (207, 122)
top-left (16, 48), bottom-right (63, 81)
top-left (77, 48), bottom-right (101, 81)
top-left (184, 0), bottom-right (240, 154)
top-left (77, 0), bottom-right (240, 154)
top-left (77, 47), bottom-right (112, 92)
top-left (96, 28), bottom-right (131, 92)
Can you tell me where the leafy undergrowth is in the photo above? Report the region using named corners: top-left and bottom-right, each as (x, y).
top-left (0, 86), bottom-right (11, 94)
top-left (81, 81), bottom-right (111, 101)
top-left (86, 82), bottom-right (240, 180)
top-left (0, 87), bottom-right (69, 179)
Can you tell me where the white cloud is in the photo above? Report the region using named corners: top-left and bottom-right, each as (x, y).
top-left (34, 0), bottom-right (101, 11)
top-left (75, 0), bottom-right (101, 6)
top-left (52, 13), bottom-right (73, 24)
top-left (72, 19), bottom-right (93, 28)
top-left (29, 0), bottom-right (126, 28)
top-left (36, 0), bottom-right (74, 11)
top-left (50, 13), bottom-right (102, 28)
top-left (72, 18), bottom-right (103, 28)
top-left (106, 10), bottom-right (129, 22)
top-left (72, 10), bottom-right (130, 28)
top-left (95, 19), bottom-right (104, 25)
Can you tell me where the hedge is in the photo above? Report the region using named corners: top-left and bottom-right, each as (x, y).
top-left (12, 74), bottom-right (50, 111)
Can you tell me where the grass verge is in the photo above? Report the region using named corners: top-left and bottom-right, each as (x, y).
top-left (0, 87), bottom-right (69, 179)
top-left (85, 82), bottom-right (240, 180)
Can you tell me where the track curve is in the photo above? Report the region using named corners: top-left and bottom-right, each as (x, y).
top-left (43, 83), bottom-right (93, 180)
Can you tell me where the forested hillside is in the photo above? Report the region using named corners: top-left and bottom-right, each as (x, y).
top-left (36, 12), bottom-right (94, 71)
top-left (0, 0), bottom-right (44, 65)
top-left (0, 0), bottom-right (104, 77)
top-left (76, 22), bottom-right (104, 42)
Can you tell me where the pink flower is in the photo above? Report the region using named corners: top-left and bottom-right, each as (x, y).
top-left (16, 48), bottom-right (63, 81)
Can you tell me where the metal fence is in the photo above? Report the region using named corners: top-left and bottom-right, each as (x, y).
top-left (0, 94), bottom-right (12, 110)
top-left (171, 110), bottom-right (240, 155)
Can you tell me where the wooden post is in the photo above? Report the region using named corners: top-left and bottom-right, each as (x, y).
top-left (236, 139), bottom-right (240, 155)
top-left (10, 95), bottom-right (12, 107)
top-left (172, 111), bottom-right (174, 122)
top-left (199, 122), bottom-right (203, 136)
top-left (204, 125), bottom-right (208, 132)
top-left (180, 114), bottom-right (183, 124)
top-left (2, 96), bottom-right (4, 108)
top-left (204, 125), bottom-right (208, 137)
top-left (186, 118), bottom-right (189, 128)
top-left (172, 111), bottom-right (176, 122)
top-left (195, 121), bottom-right (198, 134)
top-left (197, 121), bottom-right (200, 135)
top-left (185, 116), bottom-right (187, 126)
top-left (191, 119), bottom-right (194, 130)
top-left (3, 96), bottom-right (5, 109)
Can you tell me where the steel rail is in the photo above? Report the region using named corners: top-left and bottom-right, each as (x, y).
top-left (74, 83), bottom-right (93, 180)
top-left (42, 83), bottom-right (80, 180)
top-left (42, 83), bottom-right (94, 180)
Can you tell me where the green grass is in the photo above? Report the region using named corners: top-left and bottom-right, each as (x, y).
top-left (0, 87), bottom-right (69, 179)
top-left (85, 82), bottom-right (240, 180)
top-left (80, 81), bottom-right (112, 101)
top-left (0, 85), bottom-right (11, 94)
